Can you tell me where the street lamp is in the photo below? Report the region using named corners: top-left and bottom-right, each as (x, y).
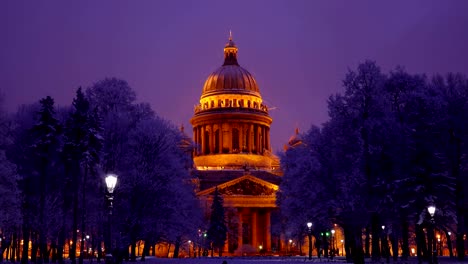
top-left (105, 174), bottom-right (118, 256)
top-left (447, 231), bottom-right (453, 258)
top-left (437, 235), bottom-right (442, 256)
top-left (307, 222), bottom-right (313, 260)
top-left (188, 240), bottom-right (191, 258)
top-left (289, 239), bottom-right (292, 254)
top-left (381, 225), bottom-right (387, 261)
top-left (341, 240), bottom-right (344, 256)
top-left (331, 229), bottom-right (335, 257)
top-left (428, 205), bottom-right (437, 264)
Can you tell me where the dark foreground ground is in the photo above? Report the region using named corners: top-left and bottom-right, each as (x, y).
top-left (108, 256), bottom-right (467, 264)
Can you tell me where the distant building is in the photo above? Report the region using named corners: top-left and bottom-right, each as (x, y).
top-left (191, 33), bottom-right (282, 255)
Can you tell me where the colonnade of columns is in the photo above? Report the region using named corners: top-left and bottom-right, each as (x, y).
top-left (236, 208), bottom-right (272, 251)
top-left (193, 122), bottom-right (270, 155)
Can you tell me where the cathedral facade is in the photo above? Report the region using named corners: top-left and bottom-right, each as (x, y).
top-left (191, 34), bottom-right (282, 255)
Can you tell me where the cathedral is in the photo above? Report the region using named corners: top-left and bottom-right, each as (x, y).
top-left (191, 33), bottom-right (283, 255)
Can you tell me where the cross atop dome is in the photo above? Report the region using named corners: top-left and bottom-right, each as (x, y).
top-left (223, 31), bottom-right (238, 66)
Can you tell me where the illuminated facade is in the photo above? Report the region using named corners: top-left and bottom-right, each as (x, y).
top-left (191, 33), bottom-right (282, 254)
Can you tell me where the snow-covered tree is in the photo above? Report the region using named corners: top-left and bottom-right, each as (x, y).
top-left (0, 93), bottom-right (21, 262)
top-left (28, 96), bottom-right (63, 263)
top-left (62, 87), bottom-right (103, 264)
top-left (207, 187), bottom-right (227, 257)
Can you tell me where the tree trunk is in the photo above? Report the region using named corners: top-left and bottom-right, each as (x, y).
top-left (97, 239), bottom-right (103, 262)
top-left (166, 243), bottom-right (171, 258)
top-left (364, 227), bottom-right (370, 258)
top-left (140, 240), bottom-right (151, 261)
top-left (79, 167), bottom-right (88, 264)
top-left (391, 231), bottom-right (398, 261)
top-left (51, 241), bottom-right (57, 263)
top-left (40, 232), bottom-right (49, 263)
top-left (71, 182), bottom-right (79, 264)
top-left (57, 225), bottom-right (65, 264)
top-left (11, 233), bottom-right (17, 262)
top-left (353, 227), bottom-right (364, 264)
top-left (445, 230), bottom-right (453, 258)
top-left (416, 225), bottom-right (427, 263)
top-left (453, 131), bottom-right (465, 260)
top-left (31, 236), bottom-right (38, 263)
top-left (401, 214), bottom-right (409, 260)
top-left (344, 226), bottom-right (353, 263)
top-left (371, 213), bottom-right (380, 261)
top-left (1, 235), bottom-right (10, 262)
top-left (173, 240), bottom-right (180, 258)
top-left (130, 240), bottom-right (136, 261)
top-left (21, 227), bottom-right (29, 264)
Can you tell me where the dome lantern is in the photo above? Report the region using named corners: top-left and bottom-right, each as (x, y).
top-left (223, 31), bottom-right (239, 66)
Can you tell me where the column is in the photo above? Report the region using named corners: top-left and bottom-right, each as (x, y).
top-left (266, 210), bottom-right (271, 251)
top-left (252, 209), bottom-right (257, 248)
top-left (240, 124), bottom-right (244, 152)
top-left (210, 124), bottom-right (214, 154)
top-left (193, 127), bottom-right (197, 155)
top-left (266, 127), bottom-right (270, 150)
top-left (238, 209), bottom-right (243, 247)
top-left (228, 125), bottom-right (233, 153)
top-left (255, 125), bottom-right (260, 152)
top-left (260, 126), bottom-right (264, 153)
top-left (248, 124), bottom-right (253, 153)
top-left (201, 125), bottom-right (205, 154)
top-left (219, 123), bottom-right (223, 153)
top-left (196, 126), bottom-right (201, 155)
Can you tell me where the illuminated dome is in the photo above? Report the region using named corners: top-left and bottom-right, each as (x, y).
top-left (202, 66), bottom-right (260, 97)
top-left (201, 32), bottom-right (260, 98)
top-left (191, 33), bottom-right (279, 171)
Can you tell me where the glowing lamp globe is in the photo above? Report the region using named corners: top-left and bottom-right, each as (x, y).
top-left (105, 174), bottom-right (118, 193)
top-left (427, 206), bottom-right (436, 217)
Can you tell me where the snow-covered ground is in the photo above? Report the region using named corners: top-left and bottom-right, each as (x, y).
top-left (139, 256), bottom-right (345, 264)
top-left (135, 256), bottom-right (461, 264)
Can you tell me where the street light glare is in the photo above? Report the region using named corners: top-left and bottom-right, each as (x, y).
top-left (307, 222), bottom-right (312, 228)
top-left (105, 174), bottom-right (118, 193)
top-left (427, 205), bottom-right (436, 217)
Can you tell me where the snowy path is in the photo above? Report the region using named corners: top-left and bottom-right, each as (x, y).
top-left (133, 256), bottom-right (463, 264)
top-left (139, 256), bottom-right (345, 264)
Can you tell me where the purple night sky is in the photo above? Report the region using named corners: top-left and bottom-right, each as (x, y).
top-left (1, 1), bottom-right (468, 152)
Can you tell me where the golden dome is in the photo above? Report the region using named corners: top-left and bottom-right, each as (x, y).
top-left (201, 33), bottom-right (260, 98)
top-left (202, 66), bottom-right (260, 97)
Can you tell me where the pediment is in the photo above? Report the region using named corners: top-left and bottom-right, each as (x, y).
top-left (197, 174), bottom-right (278, 196)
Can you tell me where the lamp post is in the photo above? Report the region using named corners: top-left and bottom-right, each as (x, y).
top-left (188, 240), bottom-right (191, 257)
top-left (331, 229), bottom-right (335, 257)
top-left (437, 235), bottom-right (442, 256)
top-left (307, 222), bottom-right (313, 260)
top-left (428, 205), bottom-right (437, 264)
top-left (447, 231), bottom-right (453, 258)
top-left (105, 174), bottom-right (118, 256)
top-left (288, 239), bottom-right (292, 254)
top-left (341, 240), bottom-right (344, 256)
top-left (381, 225), bottom-right (388, 262)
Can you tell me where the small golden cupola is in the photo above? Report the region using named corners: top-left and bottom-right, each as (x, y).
top-left (223, 31), bottom-right (238, 65)
top-left (191, 33), bottom-right (279, 171)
